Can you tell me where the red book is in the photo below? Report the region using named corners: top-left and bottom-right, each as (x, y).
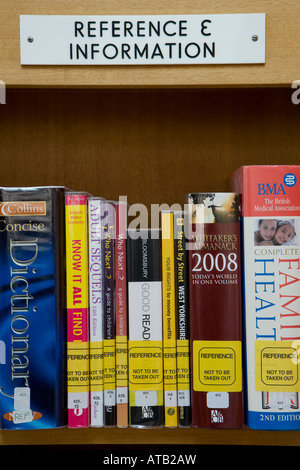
top-left (186, 193), bottom-right (243, 428)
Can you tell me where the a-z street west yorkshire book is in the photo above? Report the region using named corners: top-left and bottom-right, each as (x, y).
top-left (127, 229), bottom-right (164, 428)
top-left (186, 192), bottom-right (243, 429)
top-left (65, 191), bottom-right (90, 428)
top-left (231, 165), bottom-right (300, 430)
top-left (0, 186), bottom-right (66, 429)
top-left (174, 211), bottom-right (191, 427)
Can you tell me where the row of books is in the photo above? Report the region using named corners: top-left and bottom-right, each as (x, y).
top-left (66, 194), bottom-right (191, 429)
top-left (0, 165), bottom-right (299, 431)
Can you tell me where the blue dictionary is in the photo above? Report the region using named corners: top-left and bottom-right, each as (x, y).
top-left (0, 186), bottom-right (66, 429)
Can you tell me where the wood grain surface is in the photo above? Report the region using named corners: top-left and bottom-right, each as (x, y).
top-left (0, 0), bottom-right (299, 87)
top-left (1, 425), bottom-right (300, 446)
top-left (0, 87), bottom-right (299, 208)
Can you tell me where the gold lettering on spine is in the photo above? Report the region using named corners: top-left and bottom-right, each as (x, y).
top-left (9, 239), bottom-right (38, 387)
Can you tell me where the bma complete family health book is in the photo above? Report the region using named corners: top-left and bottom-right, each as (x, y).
top-left (231, 165), bottom-right (300, 430)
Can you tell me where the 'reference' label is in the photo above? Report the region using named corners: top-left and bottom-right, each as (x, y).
top-left (255, 340), bottom-right (300, 392)
top-left (193, 340), bottom-right (242, 392)
top-left (128, 340), bottom-right (163, 391)
top-left (67, 340), bottom-right (90, 393)
top-left (177, 339), bottom-right (190, 389)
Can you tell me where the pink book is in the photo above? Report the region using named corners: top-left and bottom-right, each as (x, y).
top-left (65, 192), bottom-right (90, 428)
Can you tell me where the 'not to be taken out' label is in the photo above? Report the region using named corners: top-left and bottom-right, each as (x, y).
top-left (255, 340), bottom-right (300, 392)
top-left (193, 340), bottom-right (242, 392)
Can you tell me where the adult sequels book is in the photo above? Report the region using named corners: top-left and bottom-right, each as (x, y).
top-left (0, 186), bottom-right (66, 429)
top-left (127, 229), bottom-right (164, 428)
top-left (231, 165), bottom-right (300, 430)
top-left (186, 192), bottom-right (243, 428)
top-left (88, 197), bottom-right (105, 427)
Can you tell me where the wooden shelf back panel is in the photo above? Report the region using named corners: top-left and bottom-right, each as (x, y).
top-left (0, 0), bottom-right (299, 88)
top-left (0, 88), bottom-right (299, 206)
top-left (0, 87), bottom-right (299, 446)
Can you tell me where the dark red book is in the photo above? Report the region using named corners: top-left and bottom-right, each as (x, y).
top-left (186, 193), bottom-right (243, 428)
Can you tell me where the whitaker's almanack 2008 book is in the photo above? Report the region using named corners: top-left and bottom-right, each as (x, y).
top-left (231, 165), bottom-right (300, 430)
top-left (0, 186), bottom-right (66, 429)
top-left (186, 192), bottom-right (243, 429)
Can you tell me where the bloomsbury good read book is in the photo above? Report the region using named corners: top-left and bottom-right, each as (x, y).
top-left (127, 229), bottom-right (164, 428)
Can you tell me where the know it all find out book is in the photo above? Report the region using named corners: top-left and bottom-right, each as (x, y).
top-left (0, 186), bottom-right (66, 429)
top-left (65, 191), bottom-right (90, 428)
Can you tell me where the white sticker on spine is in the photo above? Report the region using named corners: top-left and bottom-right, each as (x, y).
top-left (135, 390), bottom-right (157, 407)
top-left (206, 392), bottom-right (229, 409)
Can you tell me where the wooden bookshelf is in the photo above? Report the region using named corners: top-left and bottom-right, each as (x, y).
top-left (1, 425), bottom-right (300, 447)
top-left (1, 1), bottom-right (300, 448)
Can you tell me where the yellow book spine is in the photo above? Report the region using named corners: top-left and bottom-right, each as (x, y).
top-left (103, 338), bottom-right (116, 419)
top-left (65, 192), bottom-right (89, 428)
top-left (116, 335), bottom-right (128, 427)
top-left (161, 211), bottom-right (178, 427)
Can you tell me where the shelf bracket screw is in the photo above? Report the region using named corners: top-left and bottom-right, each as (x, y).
top-left (252, 35), bottom-right (258, 42)
top-left (27, 36), bottom-right (34, 43)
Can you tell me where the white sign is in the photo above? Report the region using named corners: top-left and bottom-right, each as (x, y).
top-left (20, 14), bottom-right (265, 65)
